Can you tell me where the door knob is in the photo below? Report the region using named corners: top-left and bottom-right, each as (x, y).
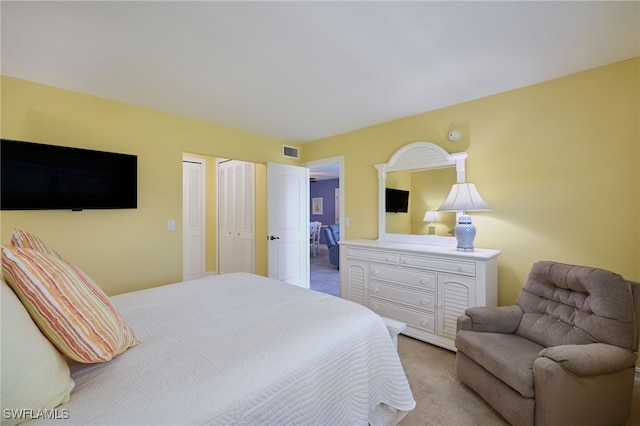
top-left (269, 235), bottom-right (280, 240)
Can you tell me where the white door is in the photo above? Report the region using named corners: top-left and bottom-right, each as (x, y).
top-left (217, 160), bottom-right (235, 274)
top-left (234, 161), bottom-right (255, 273)
top-left (183, 156), bottom-right (206, 281)
top-left (267, 162), bottom-right (309, 288)
top-left (218, 160), bottom-right (255, 274)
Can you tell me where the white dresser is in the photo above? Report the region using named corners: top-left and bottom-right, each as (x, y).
top-left (340, 239), bottom-right (501, 351)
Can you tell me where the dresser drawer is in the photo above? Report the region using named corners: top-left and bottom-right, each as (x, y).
top-left (344, 248), bottom-right (399, 265)
top-left (400, 255), bottom-right (476, 276)
top-left (370, 298), bottom-right (436, 333)
top-left (369, 265), bottom-right (436, 291)
top-left (369, 281), bottom-right (435, 311)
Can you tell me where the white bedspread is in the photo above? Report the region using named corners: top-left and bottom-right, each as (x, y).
top-left (28, 273), bottom-right (415, 425)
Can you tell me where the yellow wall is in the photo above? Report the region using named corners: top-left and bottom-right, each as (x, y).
top-left (302, 58), bottom-right (639, 305)
top-left (1, 76), bottom-right (295, 295)
top-left (2, 58), bottom-right (638, 306)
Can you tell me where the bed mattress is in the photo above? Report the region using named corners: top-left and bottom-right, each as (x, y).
top-left (26, 273), bottom-right (415, 425)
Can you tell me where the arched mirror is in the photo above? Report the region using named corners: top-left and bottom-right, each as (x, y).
top-left (375, 142), bottom-right (467, 246)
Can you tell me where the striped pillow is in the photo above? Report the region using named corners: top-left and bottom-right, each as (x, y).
top-left (11, 229), bottom-right (63, 259)
top-left (1, 246), bottom-right (138, 363)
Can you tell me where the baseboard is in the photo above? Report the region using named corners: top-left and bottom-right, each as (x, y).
top-left (205, 271), bottom-right (217, 276)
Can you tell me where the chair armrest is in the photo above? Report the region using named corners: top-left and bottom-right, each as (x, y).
top-left (538, 343), bottom-right (637, 377)
top-left (457, 305), bottom-right (523, 333)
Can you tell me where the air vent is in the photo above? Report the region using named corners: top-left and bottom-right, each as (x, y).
top-left (282, 145), bottom-right (299, 159)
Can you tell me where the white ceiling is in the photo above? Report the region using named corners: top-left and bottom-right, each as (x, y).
top-left (1, 1), bottom-right (638, 143)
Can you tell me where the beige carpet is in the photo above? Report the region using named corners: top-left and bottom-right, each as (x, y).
top-left (396, 335), bottom-right (640, 426)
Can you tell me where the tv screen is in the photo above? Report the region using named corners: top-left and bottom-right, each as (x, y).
top-left (385, 188), bottom-right (409, 213)
top-left (1, 139), bottom-right (137, 211)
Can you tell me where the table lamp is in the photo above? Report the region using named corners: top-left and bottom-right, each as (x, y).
top-left (423, 210), bottom-right (440, 235)
top-left (438, 183), bottom-right (492, 251)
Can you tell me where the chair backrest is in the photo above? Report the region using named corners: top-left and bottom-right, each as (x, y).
top-left (324, 228), bottom-right (334, 247)
top-left (516, 261), bottom-right (640, 351)
top-left (310, 222), bottom-right (321, 242)
top-left (324, 225), bottom-right (338, 247)
top-left (310, 222), bottom-right (318, 235)
top-left (328, 224), bottom-right (339, 242)
top-left (631, 280), bottom-right (640, 350)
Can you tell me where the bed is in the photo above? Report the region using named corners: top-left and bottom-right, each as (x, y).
top-left (9, 271), bottom-right (415, 425)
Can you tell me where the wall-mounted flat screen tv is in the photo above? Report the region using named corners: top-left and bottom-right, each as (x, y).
top-left (385, 188), bottom-right (409, 213)
top-left (1, 139), bottom-right (137, 211)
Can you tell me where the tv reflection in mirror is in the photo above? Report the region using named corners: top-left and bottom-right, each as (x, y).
top-left (385, 188), bottom-right (409, 213)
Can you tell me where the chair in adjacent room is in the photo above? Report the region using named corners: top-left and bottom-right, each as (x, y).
top-left (309, 221), bottom-right (322, 257)
top-left (455, 260), bottom-right (640, 426)
top-left (324, 224), bottom-right (340, 269)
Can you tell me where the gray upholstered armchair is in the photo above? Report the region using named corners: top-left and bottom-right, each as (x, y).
top-left (455, 261), bottom-right (640, 426)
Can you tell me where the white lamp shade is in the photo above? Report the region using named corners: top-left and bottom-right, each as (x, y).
top-left (438, 183), bottom-right (492, 212)
top-left (423, 210), bottom-right (440, 222)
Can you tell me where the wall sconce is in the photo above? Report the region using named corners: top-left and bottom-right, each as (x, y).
top-left (423, 210), bottom-right (440, 235)
top-left (438, 183), bottom-right (492, 251)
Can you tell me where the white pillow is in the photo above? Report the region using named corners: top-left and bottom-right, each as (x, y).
top-left (1, 280), bottom-right (75, 426)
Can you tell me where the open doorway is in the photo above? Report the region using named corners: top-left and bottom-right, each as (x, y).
top-left (306, 157), bottom-right (343, 297)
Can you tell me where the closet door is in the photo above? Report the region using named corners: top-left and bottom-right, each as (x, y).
top-left (218, 160), bottom-right (255, 274)
top-left (183, 156), bottom-right (206, 281)
top-left (218, 161), bottom-right (235, 274)
top-left (234, 161), bottom-right (255, 273)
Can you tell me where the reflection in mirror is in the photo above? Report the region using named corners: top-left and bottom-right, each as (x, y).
top-left (385, 168), bottom-right (457, 236)
top-left (376, 141), bottom-right (467, 246)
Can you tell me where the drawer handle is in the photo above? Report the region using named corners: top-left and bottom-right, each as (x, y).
top-left (372, 287), bottom-right (379, 294)
top-left (372, 304), bottom-right (379, 311)
top-left (402, 259), bottom-right (409, 264)
top-left (371, 269), bottom-right (378, 275)
top-left (386, 256), bottom-right (394, 262)
top-left (420, 299), bottom-right (429, 306)
top-left (421, 278), bottom-right (429, 285)
top-left (420, 320), bottom-right (429, 326)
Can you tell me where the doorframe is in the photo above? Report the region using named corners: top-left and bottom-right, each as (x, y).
top-left (304, 156), bottom-right (345, 245)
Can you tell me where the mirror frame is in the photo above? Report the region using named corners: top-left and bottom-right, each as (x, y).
top-left (375, 142), bottom-right (468, 246)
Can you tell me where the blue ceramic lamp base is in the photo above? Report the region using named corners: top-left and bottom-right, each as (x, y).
top-left (454, 215), bottom-right (476, 252)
